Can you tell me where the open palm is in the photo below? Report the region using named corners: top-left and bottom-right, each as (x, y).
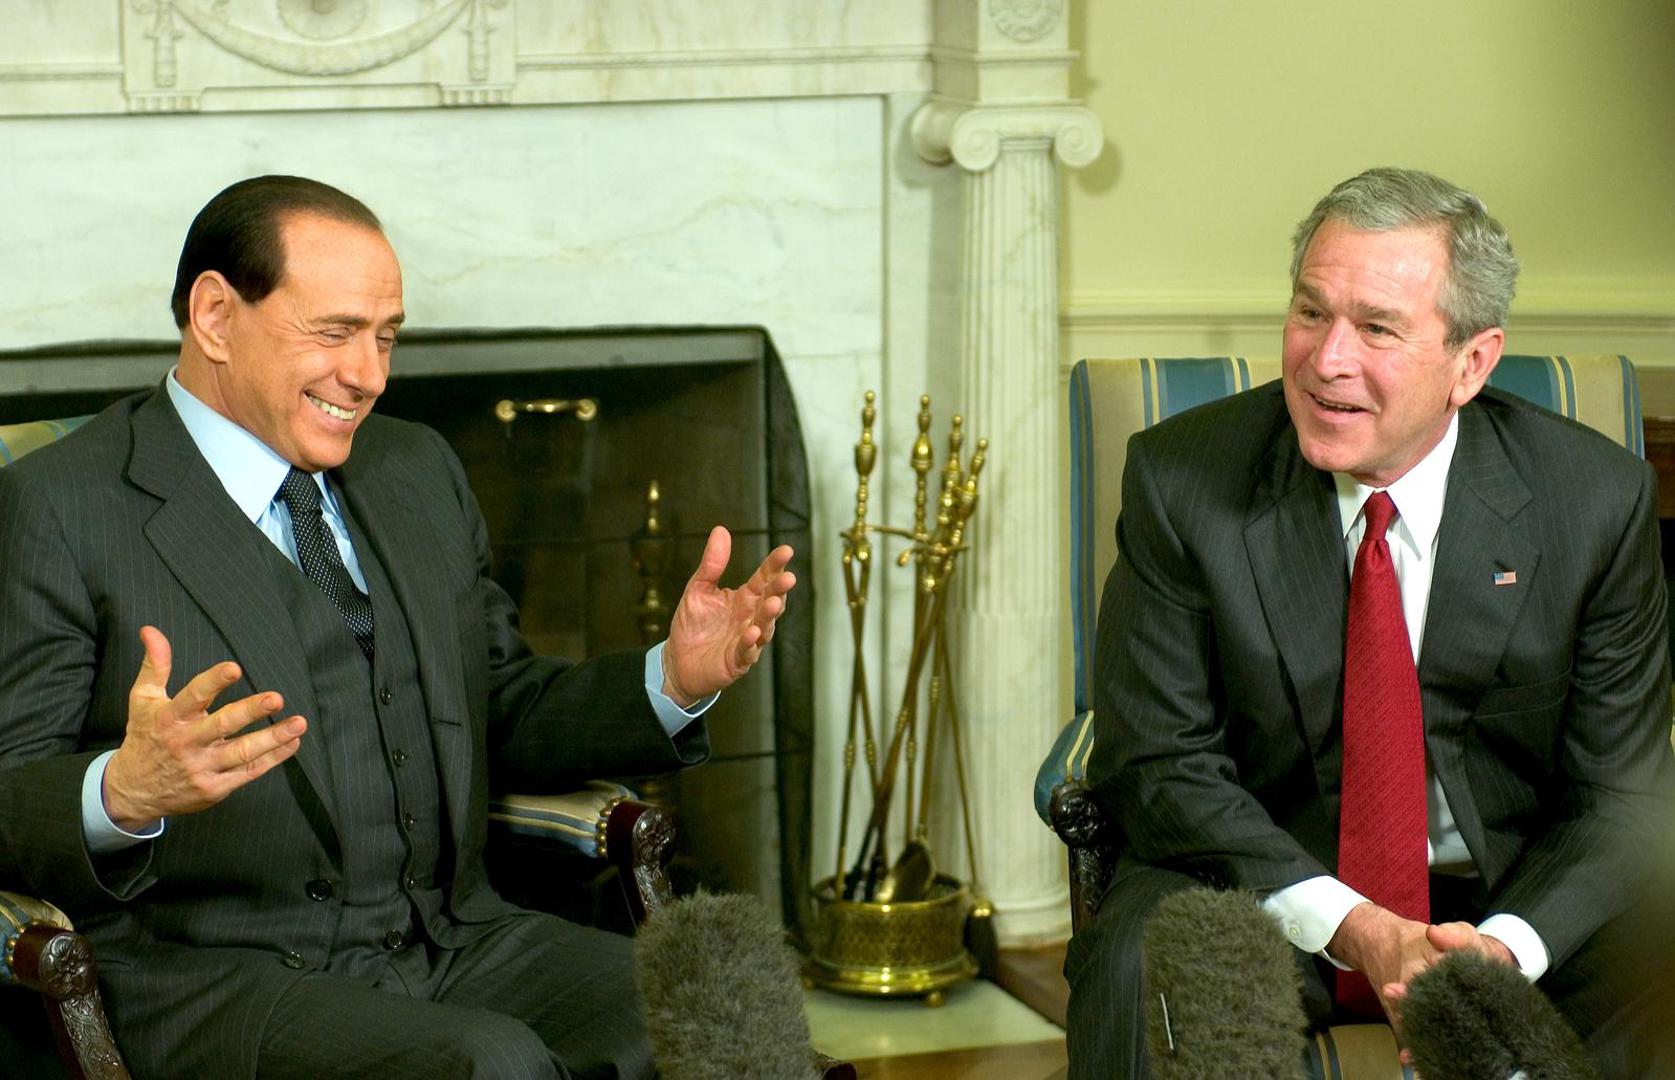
top-left (662, 526), bottom-right (796, 706)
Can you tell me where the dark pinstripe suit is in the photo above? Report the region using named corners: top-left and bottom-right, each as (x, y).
top-left (1066, 383), bottom-right (1675, 1078)
top-left (0, 388), bottom-right (707, 1077)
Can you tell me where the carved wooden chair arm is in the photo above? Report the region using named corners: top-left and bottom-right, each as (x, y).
top-left (1, 891), bottom-right (129, 1080)
top-left (601, 798), bottom-right (675, 925)
top-left (489, 783), bottom-right (676, 927)
top-left (1047, 780), bottom-right (1120, 935)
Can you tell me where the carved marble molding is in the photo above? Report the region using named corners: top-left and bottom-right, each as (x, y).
top-left (7, 1), bottom-right (944, 116)
top-left (989, 0), bottom-right (1063, 44)
top-left (121, 0), bottom-right (514, 112)
top-left (909, 98), bottom-right (1103, 173)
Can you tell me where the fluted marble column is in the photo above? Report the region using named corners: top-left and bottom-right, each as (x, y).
top-left (911, 100), bottom-right (1102, 945)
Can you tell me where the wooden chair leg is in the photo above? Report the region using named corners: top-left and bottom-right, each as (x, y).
top-left (11, 925), bottom-right (129, 1080)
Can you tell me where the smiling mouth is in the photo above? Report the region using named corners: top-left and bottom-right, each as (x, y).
top-left (306, 392), bottom-right (358, 422)
top-left (1310, 392), bottom-right (1365, 414)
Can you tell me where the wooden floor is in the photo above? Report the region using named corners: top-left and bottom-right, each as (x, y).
top-left (992, 941), bottom-right (1070, 1028)
top-left (849, 944), bottom-right (1072, 1079)
top-left (852, 1039), bottom-right (1067, 1079)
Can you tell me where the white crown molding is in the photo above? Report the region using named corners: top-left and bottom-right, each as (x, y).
top-left (518, 44), bottom-right (933, 72)
top-left (1063, 279), bottom-right (1675, 325)
top-left (0, 63), bottom-right (125, 80)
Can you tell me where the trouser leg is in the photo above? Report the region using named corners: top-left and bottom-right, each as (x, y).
top-left (434, 912), bottom-right (653, 1080)
top-left (1063, 865), bottom-right (1201, 1080)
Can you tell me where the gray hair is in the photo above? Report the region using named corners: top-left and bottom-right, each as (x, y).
top-left (1290, 167), bottom-right (1519, 348)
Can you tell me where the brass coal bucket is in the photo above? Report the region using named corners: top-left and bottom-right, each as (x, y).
top-left (803, 873), bottom-right (977, 1004)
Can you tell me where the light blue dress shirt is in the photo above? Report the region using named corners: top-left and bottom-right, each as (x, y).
top-left (83, 371), bottom-right (711, 852)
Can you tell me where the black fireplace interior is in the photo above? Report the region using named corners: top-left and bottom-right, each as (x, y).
top-left (0, 326), bottom-right (816, 940)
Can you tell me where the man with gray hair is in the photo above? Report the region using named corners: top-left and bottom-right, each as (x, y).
top-left (1066, 167), bottom-right (1674, 1077)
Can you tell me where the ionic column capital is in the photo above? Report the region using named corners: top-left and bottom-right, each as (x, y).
top-left (910, 98), bottom-right (1104, 173)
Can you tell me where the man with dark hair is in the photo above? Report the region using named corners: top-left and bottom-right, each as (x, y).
top-left (167, 174), bottom-right (385, 329)
top-left (1065, 168), bottom-right (1674, 1078)
top-left (0, 175), bottom-right (796, 1078)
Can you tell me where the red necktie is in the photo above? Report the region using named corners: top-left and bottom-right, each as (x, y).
top-left (1335, 491), bottom-right (1429, 1014)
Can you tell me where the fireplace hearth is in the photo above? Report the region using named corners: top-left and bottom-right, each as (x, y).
top-left (0, 325), bottom-right (816, 937)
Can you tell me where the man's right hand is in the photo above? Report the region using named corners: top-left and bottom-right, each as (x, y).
top-left (1326, 901), bottom-right (1440, 1027)
top-left (102, 626), bottom-right (306, 832)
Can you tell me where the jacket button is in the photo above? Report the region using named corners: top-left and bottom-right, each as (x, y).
top-left (305, 879), bottom-right (333, 902)
top-left (281, 949), bottom-right (305, 970)
top-left (379, 686), bottom-right (393, 706)
top-left (401, 812), bottom-right (417, 831)
top-left (383, 930), bottom-right (405, 951)
top-left (404, 873), bottom-right (418, 891)
top-left (392, 749), bottom-right (408, 767)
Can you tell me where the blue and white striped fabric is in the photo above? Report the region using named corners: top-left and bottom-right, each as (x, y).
top-left (0, 416), bottom-right (90, 466)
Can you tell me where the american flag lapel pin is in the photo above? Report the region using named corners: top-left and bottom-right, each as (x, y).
top-left (1493, 569), bottom-right (1517, 586)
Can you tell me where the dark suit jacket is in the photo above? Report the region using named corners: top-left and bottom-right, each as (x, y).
top-left (1089, 382), bottom-right (1675, 971)
top-left (0, 387), bottom-right (707, 1069)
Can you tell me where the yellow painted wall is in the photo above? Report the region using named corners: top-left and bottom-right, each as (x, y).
top-left (1062, 0), bottom-right (1675, 376)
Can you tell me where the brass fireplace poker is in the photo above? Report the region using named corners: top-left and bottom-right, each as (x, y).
top-left (832, 393), bottom-right (882, 900)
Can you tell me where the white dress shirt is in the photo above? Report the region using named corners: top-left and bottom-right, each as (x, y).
top-left (1262, 412), bottom-right (1551, 980)
top-left (83, 370), bottom-right (712, 852)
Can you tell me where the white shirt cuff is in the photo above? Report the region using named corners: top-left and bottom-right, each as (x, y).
top-left (645, 642), bottom-right (717, 738)
top-left (81, 750), bottom-right (164, 854)
top-left (1263, 874), bottom-right (1368, 969)
top-left (1477, 913), bottom-right (1550, 981)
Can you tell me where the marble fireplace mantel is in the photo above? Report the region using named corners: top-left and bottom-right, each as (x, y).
top-left (3, 1), bottom-right (942, 116)
top-left (0, 0), bottom-right (1103, 947)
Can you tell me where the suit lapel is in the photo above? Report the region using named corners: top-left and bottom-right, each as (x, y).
top-left (126, 391), bottom-right (339, 834)
top-left (334, 429), bottom-right (474, 842)
top-left (1245, 428), bottom-right (1348, 763)
top-left (1419, 405), bottom-right (1537, 857)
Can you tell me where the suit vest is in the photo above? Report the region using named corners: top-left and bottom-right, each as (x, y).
top-left (261, 498), bottom-right (463, 986)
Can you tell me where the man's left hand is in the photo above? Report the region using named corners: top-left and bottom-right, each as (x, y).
top-left (1385, 921), bottom-right (1517, 1061)
top-left (1421, 921), bottom-right (1516, 966)
top-left (662, 526), bottom-right (796, 708)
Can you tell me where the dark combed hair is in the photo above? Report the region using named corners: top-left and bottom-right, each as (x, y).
top-left (169, 175), bottom-right (383, 329)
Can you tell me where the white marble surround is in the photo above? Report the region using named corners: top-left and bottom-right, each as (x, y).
top-left (0, 0), bottom-right (1102, 946)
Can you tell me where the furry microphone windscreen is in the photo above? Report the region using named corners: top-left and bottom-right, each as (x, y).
top-left (633, 891), bottom-right (823, 1080)
top-left (1141, 886), bottom-right (1308, 1079)
top-left (1402, 949), bottom-right (1599, 1080)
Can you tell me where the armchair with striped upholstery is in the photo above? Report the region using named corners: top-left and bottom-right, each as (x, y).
top-left (0, 416), bottom-right (679, 1079)
top-left (1035, 355), bottom-right (1657, 1079)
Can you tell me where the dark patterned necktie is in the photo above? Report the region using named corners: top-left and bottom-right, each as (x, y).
top-left (278, 467), bottom-right (375, 661)
top-left (1335, 491), bottom-right (1428, 1015)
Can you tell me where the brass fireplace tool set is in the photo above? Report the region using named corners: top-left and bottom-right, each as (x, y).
top-left (806, 391), bottom-right (991, 1004)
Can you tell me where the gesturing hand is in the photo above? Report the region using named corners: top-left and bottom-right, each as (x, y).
top-left (102, 626), bottom-right (307, 833)
top-left (661, 526), bottom-right (796, 708)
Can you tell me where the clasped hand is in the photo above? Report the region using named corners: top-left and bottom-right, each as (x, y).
top-left (661, 526), bottom-right (797, 708)
top-left (103, 625), bottom-right (306, 833)
top-left (1329, 902), bottom-right (1516, 1036)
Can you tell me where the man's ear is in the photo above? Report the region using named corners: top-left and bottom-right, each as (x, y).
top-left (188, 271), bottom-right (238, 364)
top-left (1448, 326), bottom-right (1504, 409)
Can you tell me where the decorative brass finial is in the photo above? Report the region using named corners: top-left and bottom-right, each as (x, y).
top-left (629, 480), bottom-right (673, 644)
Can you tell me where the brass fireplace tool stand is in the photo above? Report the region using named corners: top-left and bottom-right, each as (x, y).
top-left (806, 392), bottom-right (991, 1004)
